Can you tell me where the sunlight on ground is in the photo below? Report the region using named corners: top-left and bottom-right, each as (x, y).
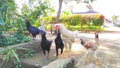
top-left (98, 46), bottom-right (110, 50)
top-left (76, 40), bottom-right (120, 68)
top-left (104, 27), bottom-right (120, 32)
top-left (98, 46), bottom-right (114, 55)
top-left (71, 43), bottom-right (87, 52)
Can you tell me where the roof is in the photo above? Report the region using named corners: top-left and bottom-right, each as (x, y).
top-left (72, 9), bottom-right (98, 14)
top-left (71, 3), bottom-right (98, 14)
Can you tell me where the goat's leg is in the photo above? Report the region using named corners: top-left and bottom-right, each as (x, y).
top-left (46, 50), bottom-right (50, 59)
top-left (33, 35), bottom-right (36, 40)
top-left (93, 50), bottom-right (101, 65)
top-left (56, 48), bottom-right (59, 58)
top-left (61, 48), bottom-right (63, 54)
top-left (94, 50), bottom-right (97, 58)
top-left (42, 50), bottom-right (47, 60)
top-left (86, 49), bottom-right (90, 63)
top-left (41, 48), bottom-right (46, 55)
top-left (60, 48), bottom-right (65, 57)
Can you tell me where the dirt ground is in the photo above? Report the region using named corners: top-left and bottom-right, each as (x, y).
top-left (48, 32), bottom-right (120, 68)
top-left (50, 32), bottom-right (120, 68)
top-left (75, 39), bottom-right (120, 68)
top-left (22, 32), bottom-right (120, 68)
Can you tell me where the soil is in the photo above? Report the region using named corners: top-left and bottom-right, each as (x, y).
top-left (22, 32), bottom-right (120, 68)
top-left (75, 39), bottom-right (120, 68)
top-left (0, 29), bottom-right (120, 68)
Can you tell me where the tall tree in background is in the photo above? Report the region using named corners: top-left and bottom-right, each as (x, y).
top-left (56, 0), bottom-right (63, 22)
top-left (56, 0), bottom-right (96, 22)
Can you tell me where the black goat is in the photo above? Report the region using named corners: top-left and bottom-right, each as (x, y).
top-left (41, 34), bottom-right (52, 60)
top-left (55, 29), bottom-right (64, 57)
top-left (25, 20), bottom-right (46, 39)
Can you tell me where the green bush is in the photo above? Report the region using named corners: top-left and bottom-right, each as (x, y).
top-left (67, 26), bottom-right (81, 31)
top-left (35, 14), bottom-right (104, 31)
top-left (67, 25), bottom-right (104, 31)
top-left (34, 16), bottom-right (53, 30)
top-left (0, 18), bottom-right (30, 46)
top-left (60, 14), bottom-right (104, 26)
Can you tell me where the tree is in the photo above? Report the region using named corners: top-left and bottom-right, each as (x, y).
top-left (56, 0), bottom-right (97, 22)
top-left (0, 0), bottom-right (16, 28)
top-left (0, 0), bottom-right (30, 46)
top-left (56, 0), bottom-right (63, 22)
top-left (21, 0), bottom-right (53, 22)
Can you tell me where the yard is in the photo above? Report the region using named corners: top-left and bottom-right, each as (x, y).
top-left (0, 0), bottom-right (120, 68)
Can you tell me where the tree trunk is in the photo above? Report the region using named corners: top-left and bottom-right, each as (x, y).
top-left (56, 0), bottom-right (63, 22)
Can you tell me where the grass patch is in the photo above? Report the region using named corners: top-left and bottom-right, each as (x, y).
top-left (67, 25), bottom-right (104, 31)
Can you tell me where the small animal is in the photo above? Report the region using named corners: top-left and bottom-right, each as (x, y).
top-left (38, 21), bottom-right (45, 31)
top-left (54, 24), bottom-right (79, 50)
top-left (80, 32), bottom-right (100, 65)
top-left (55, 29), bottom-right (64, 57)
top-left (41, 34), bottom-right (52, 60)
top-left (25, 20), bottom-right (46, 39)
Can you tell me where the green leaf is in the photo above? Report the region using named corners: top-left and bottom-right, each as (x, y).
top-left (11, 49), bottom-right (20, 63)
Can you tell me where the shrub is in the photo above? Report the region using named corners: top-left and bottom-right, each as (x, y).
top-left (51, 14), bottom-right (104, 30)
top-left (50, 14), bottom-right (104, 26)
top-left (36, 13), bottom-right (104, 31)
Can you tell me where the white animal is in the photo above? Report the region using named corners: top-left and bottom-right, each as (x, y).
top-left (54, 24), bottom-right (79, 49)
top-left (38, 21), bottom-right (45, 31)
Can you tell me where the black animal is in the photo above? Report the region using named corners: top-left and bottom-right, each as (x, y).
top-left (25, 20), bottom-right (46, 39)
top-left (55, 29), bottom-right (64, 57)
top-left (41, 34), bottom-right (52, 60)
